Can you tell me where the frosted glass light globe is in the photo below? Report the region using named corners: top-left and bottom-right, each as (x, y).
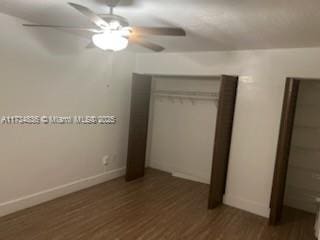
top-left (92, 32), bottom-right (128, 51)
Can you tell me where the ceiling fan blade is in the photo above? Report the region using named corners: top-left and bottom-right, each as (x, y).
top-left (68, 2), bottom-right (109, 29)
top-left (130, 38), bottom-right (164, 52)
top-left (131, 27), bottom-right (186, 36)
top-left (23, 24), bottom-right (101, 33)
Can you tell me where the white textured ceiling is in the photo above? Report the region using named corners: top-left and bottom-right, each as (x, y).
top-left (2, 0), bottom-right (320, 52)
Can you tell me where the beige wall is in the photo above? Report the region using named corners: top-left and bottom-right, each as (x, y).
top-left (136, 48), bottom-right (320, 217)
top-left (0, 13), bottom-right (135, 217)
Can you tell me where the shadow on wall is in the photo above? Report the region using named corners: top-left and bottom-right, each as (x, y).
top-left (23, 27), bottom-right (91, 55)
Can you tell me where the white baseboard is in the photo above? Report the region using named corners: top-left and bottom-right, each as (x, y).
top-left (0, 167), bottom-right (125, 218)
top-left (172, 172), bottom-right (210, 184)
top-left (149, 161), bottom-right (173, 173)
top-left (223, 193), bottom-right (270, 218)
top-left (149, 161), bottom-right (210, 184)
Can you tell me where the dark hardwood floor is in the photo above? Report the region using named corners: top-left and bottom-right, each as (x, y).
top-left (0, 169), bottom-right (316, 240)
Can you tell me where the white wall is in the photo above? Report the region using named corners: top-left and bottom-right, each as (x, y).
top-left (136, 48), bottom-right (320, 217)
top-left (0, 13), bottom-right (135, 217)
top-left (147, 77), bottom-right (220, 184)
top-left (285, 81), bottom-right (320, 213)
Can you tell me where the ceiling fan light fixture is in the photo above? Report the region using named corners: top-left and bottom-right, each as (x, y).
top-left (109, 20), bottom-right (121, 30)
top-left (92, 32), bottom-right (128, 51)
top-left (23, 2), bottom-right (186, 52)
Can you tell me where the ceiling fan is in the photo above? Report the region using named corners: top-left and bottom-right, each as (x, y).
top-left (23, 0), bottom-right (186, 52)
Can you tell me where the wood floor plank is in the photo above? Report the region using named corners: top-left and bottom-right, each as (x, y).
top-left (0, 169), bottom-right (316, 240)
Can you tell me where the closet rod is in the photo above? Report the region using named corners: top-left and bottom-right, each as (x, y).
top-left (153, 93), bottom-right (218, 101)
top-left (152, 90), bottom-right (219, 99)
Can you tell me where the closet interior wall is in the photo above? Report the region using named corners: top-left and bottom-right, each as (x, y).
top-left (285, 80), bottom-right (320, 213)
top-left (146, 76), bottom-right (221, 184)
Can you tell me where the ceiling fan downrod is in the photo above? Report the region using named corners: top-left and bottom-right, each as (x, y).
top-left (106, 0), bottom-right (120, 15)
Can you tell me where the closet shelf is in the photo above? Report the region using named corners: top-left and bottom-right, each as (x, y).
top-left (288, 163), bottom-right (320, 173)
top-left (292, 145), bottom-right (320, 152)
top-left (295, 125), bottom-right (320, 130)
top-left (152, 90), bottom-right (219, 101)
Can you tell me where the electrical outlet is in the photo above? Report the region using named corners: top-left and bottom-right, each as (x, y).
top-left (102, 155), bottom-right (110, 166)
top-left (240, 76), bottom-right (254, 84)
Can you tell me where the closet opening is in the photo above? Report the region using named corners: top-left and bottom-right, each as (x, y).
top-left (270, 78), bottom-right (320, 239)
top-left (125, 73), bottom-right (238, 209)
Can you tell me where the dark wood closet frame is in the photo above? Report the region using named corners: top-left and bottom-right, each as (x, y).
top-left (126, 73), bottom-right (239, 209)
top-left (269, 77), bottom-right (319, 225)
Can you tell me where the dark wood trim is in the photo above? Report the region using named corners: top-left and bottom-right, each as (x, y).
top-left (269, 78), bottom-right (300, 225)
top-left (125, 73), bottom-right (152, 181)
top-left (208, 75), bottom-right (239, 209)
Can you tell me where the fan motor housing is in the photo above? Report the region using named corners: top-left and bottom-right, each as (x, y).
top-left (99, 14), bottom-right (130, 27)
